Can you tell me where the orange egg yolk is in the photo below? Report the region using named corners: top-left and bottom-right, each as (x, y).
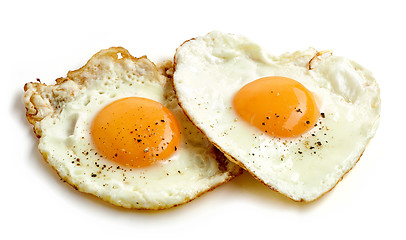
top-left (91, 97), bottom-right (180, 168)
top-left (233, 76), bottom-right (320, 138)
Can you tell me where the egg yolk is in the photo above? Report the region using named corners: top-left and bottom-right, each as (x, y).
top-left (91, 97), bottom-right (180, 168)
top-left (233, 76), bottom-right (319, 138)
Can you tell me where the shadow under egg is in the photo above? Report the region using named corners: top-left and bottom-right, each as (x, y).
top-left (229, 171), bottom-right (328, 211)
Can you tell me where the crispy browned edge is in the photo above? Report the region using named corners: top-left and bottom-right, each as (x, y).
top-left (308, 50), bottom-right (333, 70)
top-left (172, 37), bottom-right (370, 203)
top-left (23, 47), bottom-right (243, 210)
top-left (24, 47), bottom-right (151, 137)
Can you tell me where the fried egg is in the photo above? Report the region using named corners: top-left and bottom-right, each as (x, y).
top-left (173, 32), bottom-right (380, 201)
top-left (24, 47), bottom-right (241, 209)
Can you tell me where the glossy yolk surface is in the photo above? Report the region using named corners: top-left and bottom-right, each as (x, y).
top-left (91, 97), bottom-right (180, 168)
top-left (233, 76), bottom-right (319, 138)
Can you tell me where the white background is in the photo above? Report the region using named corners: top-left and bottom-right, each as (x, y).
top-left (2, 0), bottom-right (405, 239)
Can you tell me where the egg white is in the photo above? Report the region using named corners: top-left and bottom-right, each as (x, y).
top-left (173, 32), bottom-right (381, 201)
